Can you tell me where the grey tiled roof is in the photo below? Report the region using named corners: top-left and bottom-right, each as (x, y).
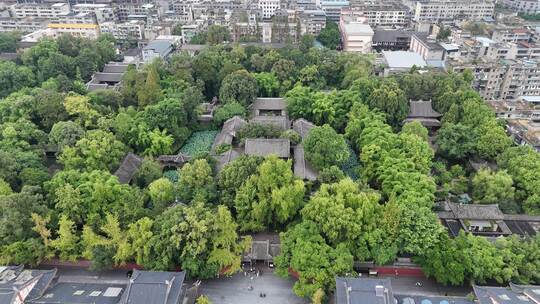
top-left (335, 277), bottom-right (394, 304)
top-left (293, 145), bottom-right (318, 181)
top-left (292, 118), bottom-right (316, 140)
top-left (408, 100), bottom-right (441, 118)
top-left (102, 63), bottom-right (129, 73)
top-left (251, 115), bottom-right (289, 130)
top-left (447, 202), bottom-right (505, 220)
top-left (119, 270), bottom-right (186, 304)
top-left (244, 138), bottom-right (290, 158)
top-left (252, 98), bottom-right (287, 112)
top-left (94, 72), bottom-right (124, 83)
top-left (114, 153), bottom-right (143, 184)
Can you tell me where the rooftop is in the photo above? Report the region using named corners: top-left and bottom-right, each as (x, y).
top-left (244, 138), bottom-right (291, 158)
top-left (118, 270), bottom-right (186, 304)
top-left (30, 282), bottom-right (124, 304)
top-left (383, 51), bottom-right (427, 68)
top-left (335, 277), bottom-right (394, 304)
top-left (473, 285), bottom-right (539, 304)
top-left (252, 97), bottom-right (287, 112)
top-left (114, 152), bottom-right (143, 184)
top-left (447, 202), bottom-right (505, 220)
top-left (343, 23), bottom-right (374, 35)
top-left (143, 40), bottom-right (173, 57)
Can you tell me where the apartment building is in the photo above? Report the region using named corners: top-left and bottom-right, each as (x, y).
top-left (10, 2), bottom-right (70, 18)
top-left (298, 9), bottom-right (326, 36)
top-left (340, 21), bottom-right (374, 52)
top-left (0, 16), bottom-right (48, 31)
top-left (100, 20), bottom-right (145, 40)
top-left (320, 0), bottom-right (350, 21)
top-left (413, 0), bottom-right (495, 23)
top-left (500, 59), bottom-right (540, 100)
top-left (501, 0), bottom-right (540, 14)
top-left (342, 2), bottom-right (409, 27)
top-left (492, 27), bottom-right (532, 43)
top-left (258, 0), bottom-right (282, 19)
top-left (48, 22), bottom-right (100, 37)
top-left (450, 58), bottom-right (540, 101)
top-left (72, 3), bottom-right (116, 22)
top-left (410, 34), bottom-right (445, 62)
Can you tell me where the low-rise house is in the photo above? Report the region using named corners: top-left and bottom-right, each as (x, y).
top-left (335, 277), bottom-right (395, 304)
top-left (438, 201), bottom-right (540, 238)
top-left (381, 51), bottom-right (427, 76)
top-left (439, 202), bottom-right (511, 237)
top-left (292, 119), bottom-right (318, 181)
top-left (114, 152), bottom-right (143, 184)
top-left (212, 99), bottom-right (318, 180)
top-left (242, 232), bottom-right (281, 267)
top-left (473, 284), bottom-right (540, 304)
top-left (335, 277), bottom-right (474, 304)
top-left (86, 62), bottom-right (130, 92)
top-left (118, 270), bottom-right (187, 304)
top-left (244, 138), bottom-right (291, 158)
top-left (0, 266), bottom-right (56, 304)
top-left (142, 39), bottom-right (173, 63)
top-left (30, 282), bottom-right (125, 304)
top-left (403, 99), bottom-right (442, 129)
top-left (373, 30), bottom-right (414, 51)
top-left (340, 22), bottom-right (374, 53)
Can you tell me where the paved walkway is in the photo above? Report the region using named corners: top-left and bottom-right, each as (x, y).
top-left (199, 270), bottom-right (308, 304)
top-left (383, 275), bottom-right (472, 297)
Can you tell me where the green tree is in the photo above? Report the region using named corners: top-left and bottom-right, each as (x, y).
top-left (436, 123), bottom-right (475, 160)
top-left (137, 65), bottom-right (163, 107)
top-left (254, 72), bottom-right (280, 97)
top-left (59, 130), bottom-right (126, 171)
top-left (0, 60), bottom-right (35, 98)
top-left (63, 94), bottom-right (99, 128)
top-left (0, 32), bottom-right (20, 52)
top-left (476, 120), bottom-right (512, 160)
top-left (206, 25), bottom-right (230, 45)
top-left (366, 79), bottom-right (408, 127)
top-left (219, 70), bottom-right (258, 106)
top-left (234, 156), bottom-right (305, 232)
top-left (301, 179), bottom-right (382, 258)
top-left (300, 34), bottom-right (315, 53)
top-left (285, 85), bottom-right (314, 121)
top-left (213, 102), bottom-right (246, 127)
top-left (0, 179), bottom-right (12, 196)
top-left (0, 190), bottom-right (47, 245)
top-left (217, 155), bottom-right (263, 207)
top-left (89, 244), bottom-right (115, 271)
top-left (317, 21), bottom-right (340, 49)
top-left (275, 221), bottom-right (354, 298)
top-left (48, 121), bottom-right (85, 151)
top-left (196, 296), bottom-right (212, 304)
top-left (472, 168), bottom-right (515, 207)
top-left (178, 159), bottom-right (216, 203)
top-left (401, 121), bottom-right (429, 141)
top-left (148, 178), bottom-right (175, 214)
top-left (50, 215), bottom-right (80, 261)
top-left (303, 125), bottom-right (349, 171)
top-left (132, 158), bottom-right (162, 188)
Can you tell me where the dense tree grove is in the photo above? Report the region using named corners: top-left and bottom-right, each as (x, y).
top-left (1, 34), bottom-right (540, 303)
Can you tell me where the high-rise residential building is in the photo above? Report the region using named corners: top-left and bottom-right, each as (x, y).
top-left (9, 2), bottom-right (70, 19)
top-left (340, 20), bottom-right (374, 52)
top-left (258, 0), bottom-right (282, 19)
top-left (341, 2), bottom-right (409, 28)
top-left (412, 0), bottom-right (495, 23)
top-left (501, 0), bottom-right (540, 14)
top-left (320, 0), bottom-right (349, 21)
